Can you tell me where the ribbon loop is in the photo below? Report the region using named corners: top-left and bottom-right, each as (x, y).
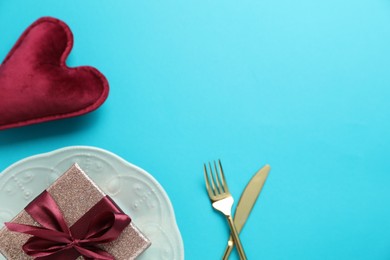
top-left (6, 191), bottom-right (131, 260)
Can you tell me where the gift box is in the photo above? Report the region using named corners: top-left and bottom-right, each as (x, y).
top-left (0, 164), bottom-right (151, 259)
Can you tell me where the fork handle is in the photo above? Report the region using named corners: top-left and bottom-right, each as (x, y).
top-left (226, 215), bottom-right (247, 260)
top-left (222, 237), bottom-right (234, 260)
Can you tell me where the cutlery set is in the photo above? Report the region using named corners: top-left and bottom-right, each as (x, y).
top-left (204, 160), bottom-right (270, 259)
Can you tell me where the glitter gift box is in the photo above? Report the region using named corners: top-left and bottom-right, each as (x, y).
top-left (0, 164), bottom-right (151, 259)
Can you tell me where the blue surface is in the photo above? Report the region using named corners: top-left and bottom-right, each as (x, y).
top-left (1, 1), bottom-right (390, 259)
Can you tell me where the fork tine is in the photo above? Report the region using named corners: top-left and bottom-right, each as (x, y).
top-left (218, 159), bottom-right (229, 193)
top-left (208, 162), bottom-right (220, 194)
top-left (204, 164), bottom-right (215, 197)
top-left (213, 160), bottom-right (223, 193)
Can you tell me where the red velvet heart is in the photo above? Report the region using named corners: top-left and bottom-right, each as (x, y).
top-left (0, 17), bottom-right (109, 130)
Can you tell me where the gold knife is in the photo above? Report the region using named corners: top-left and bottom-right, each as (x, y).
top-left (222, 164), bottom-right (270, 260)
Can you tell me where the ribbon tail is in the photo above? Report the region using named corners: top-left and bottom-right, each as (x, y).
top-left (74, 245), bottom-right (114, 260)
top-left (23, 236), bottom-right (75, 258)
top-left (33, 247), bottom-right (80, 260)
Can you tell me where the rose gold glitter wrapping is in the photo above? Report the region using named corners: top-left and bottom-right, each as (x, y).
top-left (0, 164), bottom-right (151, 259)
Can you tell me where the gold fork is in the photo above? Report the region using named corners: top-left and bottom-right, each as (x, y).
top-left (204, 160), bottom-right (247, 260)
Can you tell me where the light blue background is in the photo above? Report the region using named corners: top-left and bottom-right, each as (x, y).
top-left (1, 0), bottom-right (390, 259)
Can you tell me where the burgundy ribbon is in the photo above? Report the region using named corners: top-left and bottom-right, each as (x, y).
top-left (5, 191), bottom-right (131, 260)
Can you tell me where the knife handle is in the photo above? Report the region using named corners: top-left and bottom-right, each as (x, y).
top-left (222, 236), bottom-right (234, 260)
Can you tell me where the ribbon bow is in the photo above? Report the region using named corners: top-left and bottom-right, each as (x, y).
top-left (6, 191), bottom-right (131, 260)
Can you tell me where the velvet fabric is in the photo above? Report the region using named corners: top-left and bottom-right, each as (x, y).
top-left (0, 17), bottom-right (109, 130)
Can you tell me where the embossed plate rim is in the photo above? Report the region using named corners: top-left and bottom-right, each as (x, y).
top-left (0, 146), bottom-right (184, 260)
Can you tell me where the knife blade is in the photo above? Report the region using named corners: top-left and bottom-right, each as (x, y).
top-left (222, 164), bottom-right (270, 260)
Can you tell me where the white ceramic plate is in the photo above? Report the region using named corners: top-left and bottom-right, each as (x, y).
top-left (0, 146), bottom-right (184, 260)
